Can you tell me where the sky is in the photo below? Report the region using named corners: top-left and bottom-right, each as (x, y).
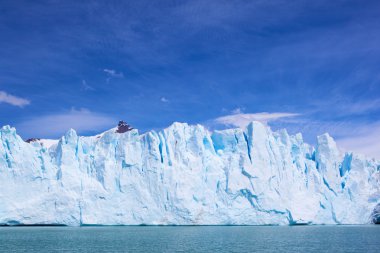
top-left (0, 0), bottom-right (379, 159)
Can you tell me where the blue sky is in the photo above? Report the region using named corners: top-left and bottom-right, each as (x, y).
top-left (0, 0), bottom-right (379, 158)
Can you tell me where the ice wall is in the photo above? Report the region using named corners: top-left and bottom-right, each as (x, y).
top-left (0, 122), bottom-right (379, 225)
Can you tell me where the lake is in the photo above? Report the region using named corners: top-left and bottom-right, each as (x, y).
top-left (0, 226), bottom-right (379, 252)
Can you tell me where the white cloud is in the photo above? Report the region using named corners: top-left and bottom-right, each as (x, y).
top-left (81, 80), bottom-right (94, 91)
top-left (336, 122), bottom-right (380, 160)
top-left (231, 107), bottom-right (244, 114)
top-left (103, 68), bottom-right (124, 78)
top-left (0, 91), bottom-right (30, 107)
top-left (160, 97), bottom-right (169, 103)
top-left (16, 108), bottom-right (116, 138)
top-left (214, 112), bottom-right (300, 129)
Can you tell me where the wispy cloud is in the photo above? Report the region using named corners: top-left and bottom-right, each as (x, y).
top-left (345, 99), bottom-right (380, 114)
top-left (103, 69), bottom-right (124, 78)
top-left (103, 69), bottom-right (124, 84)
top-left (0, 91), bottom-right (30, 107)
top-left (160, 97), bottom-right (169, 103)
top-left (214, 110), bottom-right (300, 129)
top-left (231, 107), bottom-right (244, 114)
top-left (307, 96), bottom-right (380, 116)
top-left (81, 80), bottom-right (94, 91)
top-left (16, 108), bottom-right (116, 138)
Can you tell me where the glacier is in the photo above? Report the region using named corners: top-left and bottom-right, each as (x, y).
top-left (0, 121), bottom-right (379, 226)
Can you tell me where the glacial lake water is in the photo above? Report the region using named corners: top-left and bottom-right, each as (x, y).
top-left (0, 226), bottom-right (379, 252)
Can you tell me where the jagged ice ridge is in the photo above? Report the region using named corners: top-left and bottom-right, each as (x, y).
top-left (0, 121), bottom-right (379, 226)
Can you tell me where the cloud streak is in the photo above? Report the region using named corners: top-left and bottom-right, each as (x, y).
top-left (16, 108), bottom-right (116, 138)
top-left (214, 111), bottom-right (300, 129)
top-left (0, 91), bottom-right (30, 107)
top-left (103, 69), bottom-right (124, 78)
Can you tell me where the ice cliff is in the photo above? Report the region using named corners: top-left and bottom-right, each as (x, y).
top-left (0, 121), bottom-right (379, 226)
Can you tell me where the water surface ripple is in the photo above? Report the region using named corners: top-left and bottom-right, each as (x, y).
top-left (0, 226), bottom-right (379, 252)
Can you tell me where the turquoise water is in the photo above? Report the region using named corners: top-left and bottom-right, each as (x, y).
top-left (0, 226), bottom-right (379, 252)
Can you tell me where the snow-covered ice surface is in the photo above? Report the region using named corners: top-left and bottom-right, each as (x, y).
top-left (0, 121), bottom-right (379, 226)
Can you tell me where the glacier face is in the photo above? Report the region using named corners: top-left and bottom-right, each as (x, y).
top-left (0, 121), bottom-right (379, 226)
